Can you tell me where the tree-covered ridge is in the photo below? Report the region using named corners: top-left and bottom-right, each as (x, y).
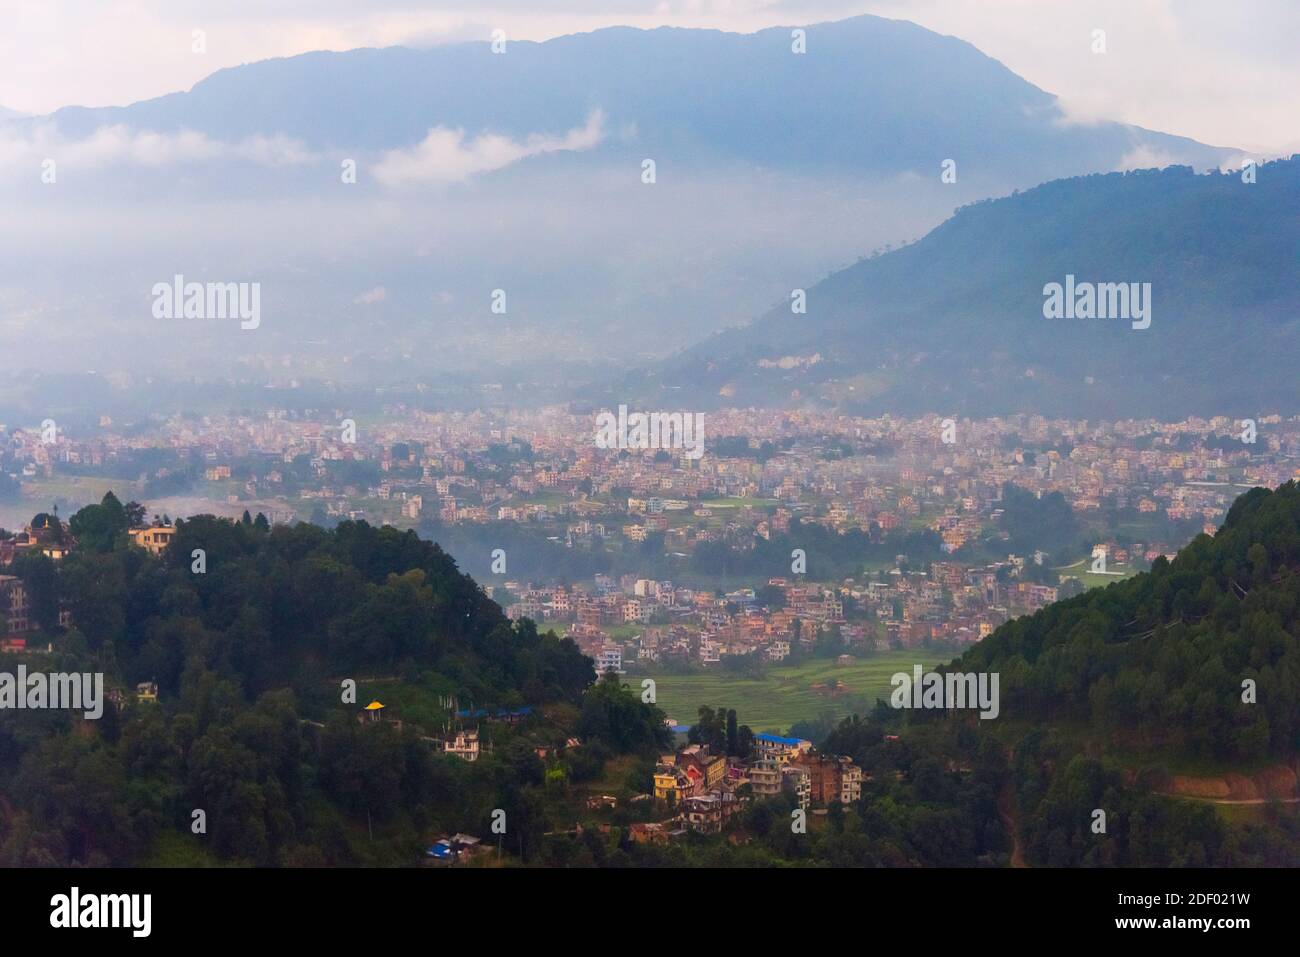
top-left (61, 499), bottom-right (594, 706)
top-left (957, 481), bottom-right (1300, 760)
top-left (0, 497), bottom-right (621, 865)
top-left (3, 488), bottom-right (1298, 867)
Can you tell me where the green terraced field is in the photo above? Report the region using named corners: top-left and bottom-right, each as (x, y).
top-left (640, 649), bottom-right (951, 734)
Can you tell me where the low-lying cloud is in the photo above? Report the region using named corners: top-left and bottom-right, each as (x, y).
top-left (372, 109), bottom-right (605, 187)
top-left (0, 123), bottom-right (315, 172)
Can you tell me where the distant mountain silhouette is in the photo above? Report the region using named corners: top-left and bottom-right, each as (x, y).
top-left (41, 16), bottom-right (1231, 182)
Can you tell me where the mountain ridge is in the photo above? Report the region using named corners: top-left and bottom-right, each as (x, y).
top-left (627, 155), bottom-right (1300, 417)
top-left (34, 15), bottom-right (1234, 179)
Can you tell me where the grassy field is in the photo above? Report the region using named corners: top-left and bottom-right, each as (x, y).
top-left (704, 497), bottom-right (779, 509)
top-left (603, 623), bottom-right (645, 641)
top-left (640, 650), bottom-right (951, 734)
top-left (1056, 558), bottom-right (1138, 589)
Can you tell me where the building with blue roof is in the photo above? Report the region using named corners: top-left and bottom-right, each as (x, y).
top-left (752, 732), bottom-right (812, 764)
top-left (453, 706), bottom-right (533, 724)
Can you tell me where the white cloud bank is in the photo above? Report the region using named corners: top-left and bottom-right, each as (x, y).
top-left (354, 286), bottom-right (388, 304)
top-left (372, 109), bottom-right (605, 187)
top-left (0, 124), bottom-right (315, 172)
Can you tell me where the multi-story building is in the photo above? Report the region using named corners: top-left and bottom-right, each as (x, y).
top-left (130, 525), bottom-right (176, 555)
top-left (682, 794), bottom-right (722, 834)
top-left (675, 745), bottom-right (727, 790)
top-left (792, 752), bottom-right (864, 805)
top-left (781, 765), bottom-right (811, 809)
top-left (747, 760), bottom-right (782, 798)
top-left (653, 762), bottom-right (691, 805)
top-left (444, 729), bottom-right (480, 762)
top-left (753, 732), bottom-right (812, 766)
top-left (595, 646), bottom-right (624, 675)
top-left (0, 576), bottom-right (29, 635)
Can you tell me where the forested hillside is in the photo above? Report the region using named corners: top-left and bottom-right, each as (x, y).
top-left (0, 496), bottom-right (606, 865)
top-left (2, 487), bottom-right (1298, 867)
top-left (958, 481), bottom-right (1300, 760)
top-left (642, 157), bottom-right (1300, 417)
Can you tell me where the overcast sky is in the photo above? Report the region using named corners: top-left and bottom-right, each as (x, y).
top-left (1, 0), bottom-right (1297, 155)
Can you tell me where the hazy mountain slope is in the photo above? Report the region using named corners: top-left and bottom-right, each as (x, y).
top-left (2, 15), bottom-right (1241, 376)
top-left (639, 156), bottom-right (1300, 418)
top-left (41, 16), bottom-right (1230, 181)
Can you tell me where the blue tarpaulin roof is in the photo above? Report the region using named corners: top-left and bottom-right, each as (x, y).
top-left (754, 732), bottom-right (803, 746)
top-left (454, 707), bottom-right (533, 719)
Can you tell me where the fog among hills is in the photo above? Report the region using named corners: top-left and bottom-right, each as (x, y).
top-left (0, 15), bottom-right (1237, 381)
